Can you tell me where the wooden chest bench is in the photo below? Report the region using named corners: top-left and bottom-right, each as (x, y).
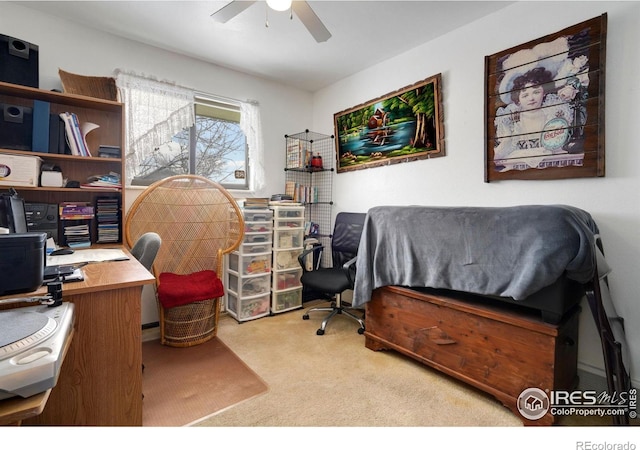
top-left (364, 285), bottom-right (580, 425)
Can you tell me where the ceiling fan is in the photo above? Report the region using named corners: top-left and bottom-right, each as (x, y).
top-left (211, 1), bottom-right (332, 43)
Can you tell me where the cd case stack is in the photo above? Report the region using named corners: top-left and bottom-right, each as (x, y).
top-left (95, 197), bottom-right (120, 243)
top-left (59, 202), bottom-right (94, 248)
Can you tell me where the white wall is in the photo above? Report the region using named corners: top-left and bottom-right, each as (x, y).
top-left (313, 1), bottom-right (640, 385)
top-left (0, 2), bottom-right (313, 199)
top-left (2, 2), bottom-right (638, 385)
top-left (1, 2), bottom-right (314, 325)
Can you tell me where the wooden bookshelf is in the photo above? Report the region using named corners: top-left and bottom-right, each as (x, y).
top-left (0, 81), bottom-right (124, 244)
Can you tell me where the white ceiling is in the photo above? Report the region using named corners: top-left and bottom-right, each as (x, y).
top-left (18, 1), bottom-right (513, 92)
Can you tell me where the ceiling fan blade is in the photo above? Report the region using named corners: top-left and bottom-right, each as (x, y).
top-left (210, 1), bottom-right (257, 23)
top-left (292, 1), bottom-right (331, 43)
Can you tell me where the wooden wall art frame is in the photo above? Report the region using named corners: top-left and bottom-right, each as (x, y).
top-left (334, 74), bottom-right (445, 173)
top-left (484, 14), bottom-right (607, 182)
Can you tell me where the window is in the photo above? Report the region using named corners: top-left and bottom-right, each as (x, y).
top-left (130, 94), bottom-right (249, 189)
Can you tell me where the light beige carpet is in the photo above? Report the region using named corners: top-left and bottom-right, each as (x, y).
top-left (142, 337), bottom-right (268, 426)
top-left (194, 302), bottom-right (523, 427)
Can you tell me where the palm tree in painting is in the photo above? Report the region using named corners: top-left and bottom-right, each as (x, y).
top-left (385, 82), bottom-right (436, 149)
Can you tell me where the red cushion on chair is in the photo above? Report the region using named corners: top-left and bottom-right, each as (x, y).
top-left (158, 270), bottom-right (224, 309)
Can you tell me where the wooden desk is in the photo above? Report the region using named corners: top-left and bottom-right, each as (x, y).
top-left (0, 249), bottom-right (155, 426)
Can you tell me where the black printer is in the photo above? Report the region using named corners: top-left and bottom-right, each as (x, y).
top-left (0, 232), bottom-right (47, 296)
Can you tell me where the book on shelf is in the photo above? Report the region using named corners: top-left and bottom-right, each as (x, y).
top-left (59, 112), bottom-right (91, 156)
top-left (269, 200), bottom-right (301, 207)
top-left (32, 100), bottom-right (50, 153)
top-left (98, 145), bottom-right (121, 158)
top-left (285, 183), bottom-right (318, 204)
top-left (284, 181), bottom-right (295, 198)
top-left (70, 113), bottom-right (91, 157)
top-left (80, 121), bottom-right (100, 157)
top-left (59, 112), bottom-right (80, 156)
top-left (243, 197), bottom-right (270, 209)
top-left (286, 139), bottom-right (301, 169)
top-left (82, 172), bottom-right (122, 190)
top-left (59, 202), bottom-right (95, 219)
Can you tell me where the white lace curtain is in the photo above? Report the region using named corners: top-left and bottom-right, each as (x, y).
top-left (114, 70), bottom-right (195, 185)
top-left (240, 100), bottom-right (266, 194)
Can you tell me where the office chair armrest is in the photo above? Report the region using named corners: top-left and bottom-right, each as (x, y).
top-left (297, 245), bottom-right (325, 272)
top-left (343, 256), bottom-right (358, 285)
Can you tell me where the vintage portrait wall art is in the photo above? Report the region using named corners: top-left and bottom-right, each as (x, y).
top-left (334, 74), bottom-right (445, 173)
top-left (485, 14), bottom-right (607, 182)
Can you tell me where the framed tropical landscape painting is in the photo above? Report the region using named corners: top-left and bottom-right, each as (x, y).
top-left (334, 74), bottom-right (445, 173)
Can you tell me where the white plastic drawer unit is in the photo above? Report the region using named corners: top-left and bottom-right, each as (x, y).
top-left (227, 291), bottom-right (270, 321)
top-left (227, 271), bottom-right (271, 297)
top-left (228, 251), bottom-right (271, 276)
top-left (273, 228), bottom-right (304, 249)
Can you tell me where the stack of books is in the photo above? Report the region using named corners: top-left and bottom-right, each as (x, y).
top-left (81, 172), bottom-right (122, 190)
top-left (283, 183), bottom-right (318, 204)
top-left (95, 197), bottom-right (120, 243)
top-left (59, 112), bottom-right (98, 157)
top-left (59, 202), bottom-right (94, 248)
top-left (244, 198), bottom-right (270, 209)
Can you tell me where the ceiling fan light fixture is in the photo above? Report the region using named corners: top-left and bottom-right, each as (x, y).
top-left (266, 0), bottom-right (292, 12)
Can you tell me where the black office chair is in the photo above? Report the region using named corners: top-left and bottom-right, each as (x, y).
top-left (299, 212), bottom-right (366, 335)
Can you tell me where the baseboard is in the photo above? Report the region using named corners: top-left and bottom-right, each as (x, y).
top-left (578, 362), bottom-right (638, 389)
top-left (142, 325), bottom-right (160, 342)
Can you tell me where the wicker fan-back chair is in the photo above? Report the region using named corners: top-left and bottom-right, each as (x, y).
top-left (125, 175), bottom-right (244, 347)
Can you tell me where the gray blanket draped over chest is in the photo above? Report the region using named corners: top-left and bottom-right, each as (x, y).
top-left (352, 205), bottom-right (599, 307)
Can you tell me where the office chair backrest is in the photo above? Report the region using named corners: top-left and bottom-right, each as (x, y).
top-left (331, 212), bottom-right (366, 268)
top-left (130, 232), bottom-right (162, 272)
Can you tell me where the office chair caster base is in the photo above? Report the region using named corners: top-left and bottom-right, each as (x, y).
top-left (316, 328), bottom-right (324, 335)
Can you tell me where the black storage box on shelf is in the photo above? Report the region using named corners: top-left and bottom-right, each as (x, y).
top-left (0, 232), bottom-right (47, 296)
top-left (0, 34), bottom-right (39, 88)
top-left (25, 202), bottom-right (59, 242)
top-left (0, 103), bottom-right (33, 151)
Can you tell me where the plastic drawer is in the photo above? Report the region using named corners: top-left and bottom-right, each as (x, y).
top-left (227, 271), bottom-right (271, 297)
top-left (237, 241), bottom-right (271, 255)
top-left (273, 228), bottom-right (304, 249)
top-left (227, 291), bottom-right (270, 321)
top-left (228, 251), bottom-right (271, 275)
top-left (244, 221), bottom-right (271, 233)
top-left (271, 206), bottom-right (305, 219)
top-left (243, 231), bottom-right (272, 244)
top-left (274, 217), bottom-right (304, 229)
top-left (273, 248), bottom-right (302, 270)
top-left (272, 288), bottom-right (302, 313)
top-left (243, 209), bottom-right (273, 222)
top-left (273, 269), bottom-right (302, 290)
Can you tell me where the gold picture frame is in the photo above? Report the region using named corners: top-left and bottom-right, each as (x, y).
top-left (334, 74), bottom-right (445, 173)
